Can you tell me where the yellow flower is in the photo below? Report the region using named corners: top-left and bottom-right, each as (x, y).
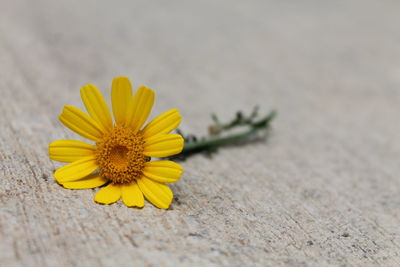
top-left (49, 77), bottom-right (184, 209)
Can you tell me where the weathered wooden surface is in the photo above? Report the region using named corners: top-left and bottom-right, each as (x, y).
top-left (1, 0), bottom-right (400, 266)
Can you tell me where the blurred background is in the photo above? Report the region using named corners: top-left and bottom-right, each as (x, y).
top-left (1, 0), bottom-right (400, 266)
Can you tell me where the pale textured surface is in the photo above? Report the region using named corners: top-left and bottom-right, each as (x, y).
top-left (1, 0), bottom-right (400, 266)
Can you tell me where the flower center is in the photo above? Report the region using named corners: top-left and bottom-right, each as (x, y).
top-left (109, 145), bottom-right (130, 168)
top-left (96, 126), bottom-right (147, 184)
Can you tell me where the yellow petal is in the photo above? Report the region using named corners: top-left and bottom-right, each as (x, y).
top-left (80, 84), bottom-right (113, 133)
top-left (141, 109), bottom-right (182, 139)
top-left (54, 156), bottom-right (98, 183)
top-left (94, 184), bottom-right (122, 204)
top-left (127, 86), bottom-right (155, 132)
top-left (121, 182), bottom-right (144, 208)
top-left (49, 140), bottom-right (96, 163)
top-left (61, 173), bottom-right (107, 189)
top-left (111, 77), bottom-right (132, 126)
top-left (143, 160), bottom-right (183, 183)
top-left (59, 105), bottom-right (104, 142)
top-left (143, 134), bottom-right (184, 157)
top-left (137, 177), bottom-right (173, 209)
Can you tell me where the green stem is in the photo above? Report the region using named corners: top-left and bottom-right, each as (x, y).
top-left (180, 110), bottom-right (276, 155)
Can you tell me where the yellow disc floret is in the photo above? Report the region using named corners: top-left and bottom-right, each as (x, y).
top-left (96, 126), bottom-right (147, 184)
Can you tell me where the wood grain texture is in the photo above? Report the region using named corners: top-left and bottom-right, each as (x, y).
top-left (1, 0), bottom-right (400, 266)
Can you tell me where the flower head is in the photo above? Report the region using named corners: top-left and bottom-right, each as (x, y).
top-left (49, 77), bottom-right (184, 209)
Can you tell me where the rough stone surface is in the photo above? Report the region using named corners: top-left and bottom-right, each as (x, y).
top-left (1, 0), bottom-right (400, 266)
